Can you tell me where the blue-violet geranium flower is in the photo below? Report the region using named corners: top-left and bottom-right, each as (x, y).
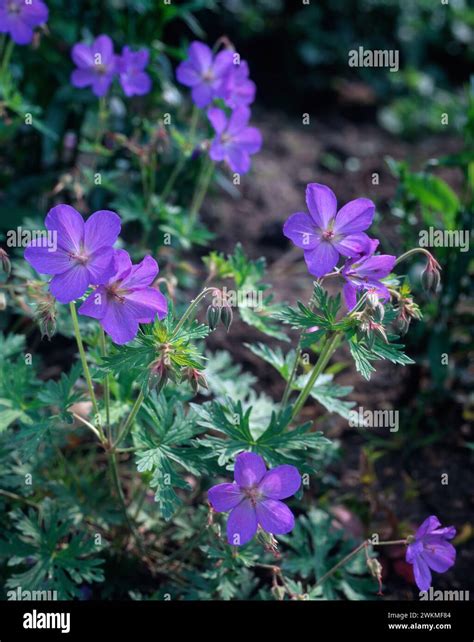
top-left (207, 106), bottom-right (262, 175)
top-left (78, 249), bottom-right (168, 345)
top-left (406, 516), bottom-right (456, 592)
top-left (208, 452), bottom-right (301, 546)
top-left (283, 183), bottom-right (375, 278)
top-left (24, 205), bottom-right (120, 304)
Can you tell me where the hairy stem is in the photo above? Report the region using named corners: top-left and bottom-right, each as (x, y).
top-left (281, 344), bottom-right (302, 407)
top-left (394, 247), bottom-right (436, 266)
top-left (189, 157), bottom-right (213, 227)
top-left (69, 302), bottom-right (105, 442)
top-left (114, 389), bottom-right (145, 448)
top-left (99, 327), bottom-right (111, 439)
top-left (171, 286), bottom-right (216, 338)
top-left (291, 333), bottom-right (342, 421)
top-left (315, 538), bottom-right (408, 588)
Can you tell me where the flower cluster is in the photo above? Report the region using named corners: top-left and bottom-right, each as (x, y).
top-left (0, 0), bottom-right (48, 45)
top-left (71, 34), bottom-right (151, 98)
top-left (176, 40), bottom-right (262, 175)
top-left (24, 205), bottom-right (167, 344)
top-left (284, 183), bottom-right (396, 309)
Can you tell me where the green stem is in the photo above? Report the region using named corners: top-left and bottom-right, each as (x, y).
top-left (99, 327), bottom-right (111, 438)
top-left (109, 451), bottom-right (142, 548)
top-left (281, 344), bottom-right (301, 407)
top-left (114, 390), bottom-right (145, 448)
top-left (394, 247), bottom-right (435, 267)
top-left (315, 541), bottom-right (368, 588)
top-left (159, 155), bottom-right (186, 206)
top-left (69, 302), bottom-right (105, 442)
top-left (171, 286), bottom-right (215, 339)
top-left (189, 104), bottom-right (199, 144)
top-left (1, 38), bottom-right (14, 74)
top-left (291, 333), bottom-right (342, 421)
top-left (315, 538), bottom-right (408, 588)
top-left (189, 158), bottom-right (213, 227)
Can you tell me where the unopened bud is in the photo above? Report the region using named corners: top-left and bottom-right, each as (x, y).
top-left (184, 367), bottom-right (208, 394)
top-left (271, 584), bottom-right (286, 601)
top-left (421, 255), bottom-right (441, 294)
top-left (0, 248), bottom-right (11, 276)
top-left (0, 292), bottom-right (6, 310)
top-left (366, 556), bottom-right (383, 595)
top-left (220, 304), bottom-right (233, 331)
top-left (206, 304), bottom-right (221, 331)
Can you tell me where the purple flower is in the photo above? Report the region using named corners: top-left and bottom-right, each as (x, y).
top-left (71, 35), bottom-right (117, 97)
top-left (118, 46), bottom-right (151, 97)
top-left (208, 106), bottom-right (262, 174)
top-left (283, 183), bottom-right (375, 278)
top-left (0, 0), bottom-right (48, 45)
top-left (221, 59), bottom-right (256, 109)
top-left (341, 240), bottom-right (395, 309)
top-left (176, 41), bottom-right (233, 108)
top-left (406, 516), bottom-right (456, 592)
top-left (208, 452), bottom-right (301, 546)
top-left (78, 249), bottom-right (168, 345)
top-left (24, 205), bottom-right (120, 304)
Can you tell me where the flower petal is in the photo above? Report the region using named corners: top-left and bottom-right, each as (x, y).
top-left (227, 106), bottom-right (250, 135)
top-left (226, 146), bottom-right (250, 174)
top-left (259, 465), bottom-right (301, 500)
top-left (233, 126), bottom-right (262, 153)
top-left (334, 198), bottom-right (375, 235)
top-left (125, 288), bottom-right (168, 323)
top-left (78, 287), bottom-right (109, 320)
top-left (256, 499), bottom-right (295, 534)
top-left (71, 43), bottom-right (94, 69)
top-left (226, 499), bottom-right (257, 546)
top-left (343, 282), bottom-right (357, 310)
top-left (45, 205), bottom-right (84, 254)
top-left (421, 539), bottom-right (456, 574)
top-left (234, 452), bottom-right (266, 488)
top-left (187, 41), bottom-right (212, 73)
top-left (191, 83), bottom-right (214, 108)
top-left (49, 264), bottom-right (90, 304)
top-left (87, 247), bottom-right (116, 285)
top-left (352, 254), bottom-right (396, 279)
top-left (305, 183), bottom-right (337, 230)
top-left (176, 59), bottom-right (201, 87)
top-left (120, 255), bottom-right (158, 289)
top-left (101, 300), bottom-right (140, 345)
top-left (283, 212), bottom-right (320, 250)
top-left (24, 245), bottom-right (72, 275)
top-left (332, 232), bottom-right (371, 257)
top-left (207, 107), bottom-right (228, 135)
top-left (304, 242), bottom-right (339, 278)
top-left (84, 210), bottom-right (121, 254)
top-left (416, 515), bottom-right (441, 538)
top-left (208, 483), bottom-right (243, 512)
top-left (412, 555), bottom-right (432, 592)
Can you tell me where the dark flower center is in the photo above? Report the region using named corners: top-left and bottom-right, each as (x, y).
top-left (70, 248), bottom-right (89, 265)
top-left (322, 229), bottom-right (335, 241)
top-left (243, 485), bottom-right (263, 507)
top-left (106, 282), bottom-right (127, 304)
top-left (202, 69), bottom-right (215, 83)
top-left (94, 63), bottom-right (108, 75)
top-left (7, 1), bottom-right (21, 14)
